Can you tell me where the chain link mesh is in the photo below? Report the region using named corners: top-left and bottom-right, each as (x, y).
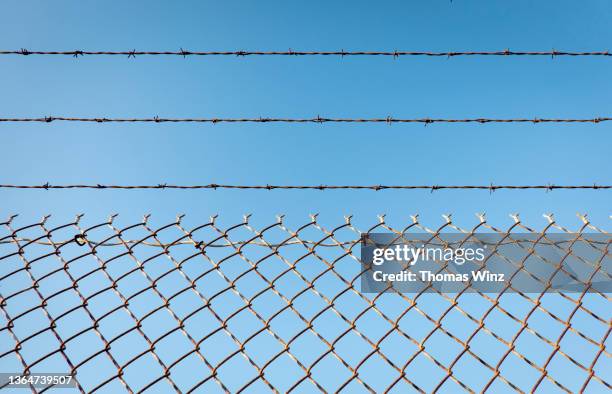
top-left (1, 215), bottom-right (610, 393)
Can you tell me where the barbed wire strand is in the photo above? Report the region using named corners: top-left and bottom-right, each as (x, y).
top-left (2, 49), bottom-right (611, 58)
top-left (0, 116), bottom-right (610, 124)
top-left (0, 184), bottom-right (609, 191)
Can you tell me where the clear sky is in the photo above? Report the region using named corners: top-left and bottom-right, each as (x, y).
top-left (0, 0), bottom-right (610, 230)
top-left (1, 2), bottom-right (611, 392)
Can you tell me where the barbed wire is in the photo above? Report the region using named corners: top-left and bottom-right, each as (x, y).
top-left (2, 49), bottom-right (611, 58)
top-left (0, 116), bottom-right (610, 124)
top-left (0, 183), bottom-right (610, 192)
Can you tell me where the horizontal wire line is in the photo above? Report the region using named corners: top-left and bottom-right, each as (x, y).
top-left (0, 238), bottom-right (353, 248)
top-left (0, 184), bottom-right (609, 191)
top-left (1, 117), bottom-right (610, 124)
top-left (0, 238), bottom-right (604, 248)
top-left (2, 49), bottom-right (611, 57)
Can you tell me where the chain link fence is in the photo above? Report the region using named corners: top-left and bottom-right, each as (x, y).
top-left (0, 215), bottom-right (610, 393)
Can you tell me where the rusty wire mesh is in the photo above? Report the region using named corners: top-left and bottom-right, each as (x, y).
top-left (0, 214), bottom-right (610, 393)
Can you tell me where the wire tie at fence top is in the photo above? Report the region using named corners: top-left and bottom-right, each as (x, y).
top-left (74, 234), bottom-right (87, 246)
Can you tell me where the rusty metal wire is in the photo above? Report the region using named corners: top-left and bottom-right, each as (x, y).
top-left (1, 214), bottom-right (610, 393)
top-left (0, 116), bottom-right (610, 124)
top-left (0, 183), bottom-right (609, 192)
top-left (2, 49), bottom-right (611, 58)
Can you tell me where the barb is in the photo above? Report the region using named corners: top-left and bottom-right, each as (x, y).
top-left (2, 49), bottom-right (611, 58)
top-left (0, 183), bottom-right (609, 191)
top-left (0, 116), bottom-right (610, 124)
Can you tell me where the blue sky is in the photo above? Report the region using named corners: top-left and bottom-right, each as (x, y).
top-left (1, 0), bottom-right (611, 229)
